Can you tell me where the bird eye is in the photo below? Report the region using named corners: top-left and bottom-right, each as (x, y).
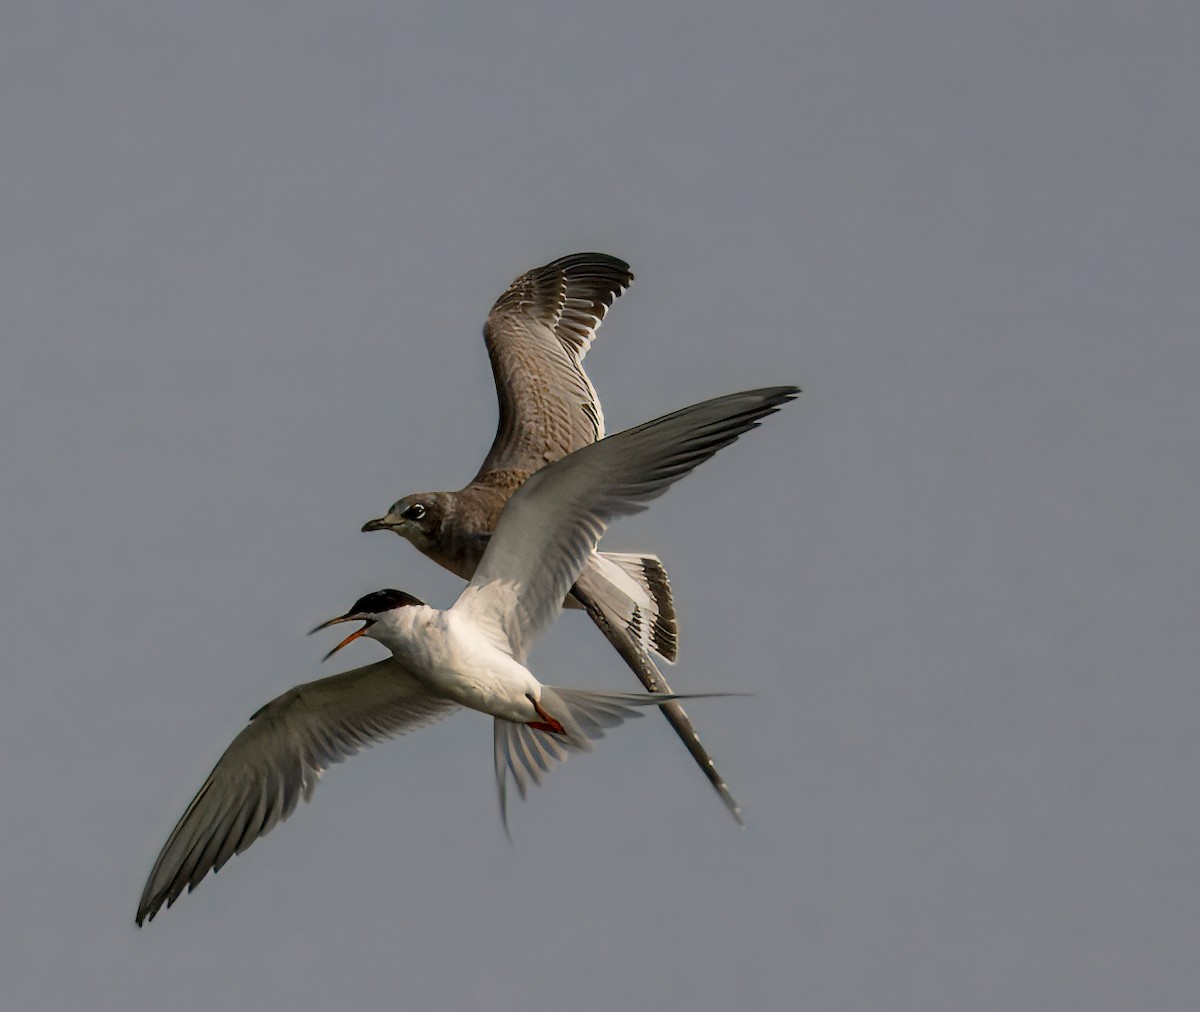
top-left (401, 502), bottom-right (427, 522)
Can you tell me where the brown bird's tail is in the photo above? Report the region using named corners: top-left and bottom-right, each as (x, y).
top-left (575, 551), bottom-right (678, 662)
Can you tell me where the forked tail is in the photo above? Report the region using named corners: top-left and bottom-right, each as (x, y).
top-left (492, 686), bottom-right (738, 836)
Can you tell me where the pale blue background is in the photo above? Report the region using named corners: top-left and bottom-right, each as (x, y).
top-left (3, 3), bottom-right (1199, 1009)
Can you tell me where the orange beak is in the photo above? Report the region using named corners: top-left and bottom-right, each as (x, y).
top-left (309, 614), bottom-right (374, 662)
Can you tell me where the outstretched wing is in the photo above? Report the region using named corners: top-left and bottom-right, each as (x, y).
top-left (137, 660), bottom-right (457, 925)
top-left (473, 252), bottom-right (633, 484)
top-left (453, 387), bottom-right (799, 662)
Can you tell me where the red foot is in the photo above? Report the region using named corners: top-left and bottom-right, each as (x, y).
top-left (527, 696), bottom-right (566, 735)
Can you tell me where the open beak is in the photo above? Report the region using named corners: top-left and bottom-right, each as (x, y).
top-left (309, 614), bottom-right (374, 662)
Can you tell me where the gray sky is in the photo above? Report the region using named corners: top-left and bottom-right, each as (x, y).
top-left (3, 2), bottom-right (1199, 1009)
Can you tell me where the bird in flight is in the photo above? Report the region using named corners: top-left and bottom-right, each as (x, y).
top-left (136, 386), bottom-right (797, 925)
top-left (361, 252), bottom-right (745, 821)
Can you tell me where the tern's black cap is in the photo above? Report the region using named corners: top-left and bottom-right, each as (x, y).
top-left (348, 589), bottom-right (424, 615)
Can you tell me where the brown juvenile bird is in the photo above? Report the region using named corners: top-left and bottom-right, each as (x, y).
top-left (363, 252), bottom-right (745, 822)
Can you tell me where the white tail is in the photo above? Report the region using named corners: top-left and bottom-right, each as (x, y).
top-left (492, 686), bottom-right (736, 835)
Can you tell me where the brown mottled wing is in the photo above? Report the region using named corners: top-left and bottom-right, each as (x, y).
top-left (472, 253), bottom-right (633, 484)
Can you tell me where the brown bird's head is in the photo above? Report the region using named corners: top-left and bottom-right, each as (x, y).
top-left (361, 492), bottom-right (448, 552)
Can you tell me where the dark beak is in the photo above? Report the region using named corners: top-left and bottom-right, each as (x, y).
top-left (361, 516), bottom-right (391, 533)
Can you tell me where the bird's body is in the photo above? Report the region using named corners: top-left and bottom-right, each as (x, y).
top-left (137, 386), bottom-right (798, 924)
top-left (373, 483), bottom-right (671, 636)
top-left (369, 600), bottom-right (540, 722)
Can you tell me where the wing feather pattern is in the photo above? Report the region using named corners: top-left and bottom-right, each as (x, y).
top-left (136, 660), bottom-right (457, 924)
top-left (475, 253), bottom-right (633, 482)
top-left (454, 386), bottom-right (799, 662)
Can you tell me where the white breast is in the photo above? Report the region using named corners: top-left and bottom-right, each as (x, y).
top-left (381, 606), bottom-right (540, 722)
